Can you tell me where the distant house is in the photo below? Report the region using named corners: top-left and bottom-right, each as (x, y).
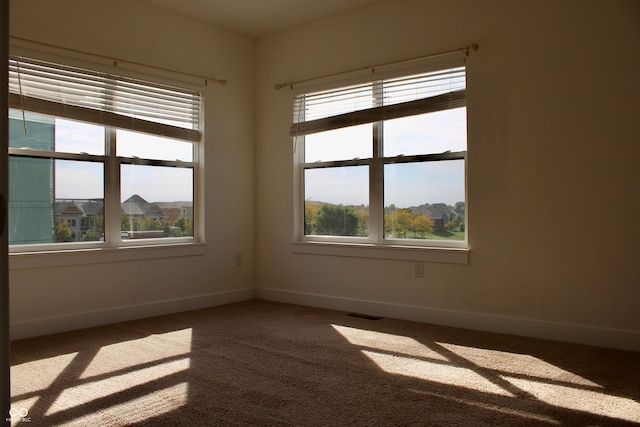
top-left (54, 195), bottom-right (190, 241)
top-left (121, 195), bottom-right (169, 239)
top-left (155, 201), bottom-right (193, 225)
top-left (410, 203), bottom-right (459, 232)
top-left (121, 194), bottom-right (164, 221)
top-left (55, 199), bottom-right (104, 241)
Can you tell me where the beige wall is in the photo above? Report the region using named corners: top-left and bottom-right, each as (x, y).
top-left (255, 0), bottom-right (640, 350)
top-left (9, 0), bottom-right (256, 337)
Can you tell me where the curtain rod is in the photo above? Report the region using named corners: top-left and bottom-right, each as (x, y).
top-left (9, 35), bottom-right (227, 87)
top-left (274, 43), bottom-right (478, 91)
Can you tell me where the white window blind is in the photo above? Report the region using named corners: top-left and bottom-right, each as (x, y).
top-left (8, 57), bottom-right (202, 142)
top-left (291, 66), bottom-right (466, 137)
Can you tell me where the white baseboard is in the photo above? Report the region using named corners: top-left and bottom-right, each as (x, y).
top-left (256, 287), bottom-right (640, 352)
top-left (11, 288), bottom-right (255, 340)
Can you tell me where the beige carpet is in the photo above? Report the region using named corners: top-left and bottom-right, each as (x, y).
top-left (9, 300), bottom-right (640, 426)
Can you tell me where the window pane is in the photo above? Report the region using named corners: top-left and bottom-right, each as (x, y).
top-left (384, 161), bottom-right (465, 240)
top-left (55, 119), bottom-right (105, 155)
top-left (9, 158), bottom-right (104, 245)
top-left (384, 107), bottom-right (466, 157)
top-left (121, 164), bottom-right (193, 239)
top-left (117, 130), bottom-right (193, 162)
top-left (304, 124), bottom-right (372, 163)
top-left (9, 110), bottom-right (105, 155)
top-left (55, 160), bottom-right (105, 243)
top-left (304, 166), bottom-right (368, 237)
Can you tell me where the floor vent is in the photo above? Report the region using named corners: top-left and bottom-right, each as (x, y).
top-left (346, 313), bottom-right (382, 320)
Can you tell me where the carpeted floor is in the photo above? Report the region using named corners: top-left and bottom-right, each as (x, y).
top-left (9, 300), bottom-right (640, 426)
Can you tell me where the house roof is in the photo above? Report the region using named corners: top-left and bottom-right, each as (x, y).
top-left (81, 201), bottom-right (104, 216)
top-left (121, 194), bottom-right (163, 216)
top-left (55, 200), bottom-right (104, 216)
top-left (54, 196), bottom-right (165, 217)
top-left (409, 203), bottom-right (459, 220)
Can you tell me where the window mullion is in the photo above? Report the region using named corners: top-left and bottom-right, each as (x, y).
top-left (370, 121), bottom-right (384, 243)
top-left (294, 136), bottom-right (305, 240)
top-left (370, 80), bottom-right (384, 243)
top-left (104, 128), bottom-right (121, 247)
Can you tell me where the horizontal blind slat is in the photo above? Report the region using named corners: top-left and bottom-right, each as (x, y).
top-left (10, 59), bottom-right (200, 100)
top-left (293, 66), bottom-right (465, 126)
top-left (9, 93), bottom-right (201, 142)
top-left (290, 89), bottom-right (466, 136)
top-left (9, 56), bottom-right (202, 137)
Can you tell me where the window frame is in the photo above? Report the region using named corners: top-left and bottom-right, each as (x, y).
top-left (7, 51), bottom-right (205, 259)
top-left (292, 59), bottom-right (469, 263)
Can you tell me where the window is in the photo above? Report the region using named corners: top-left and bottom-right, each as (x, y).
top-left (293, 62), bottom-right (467, 249)
top-left (8, 56), bottom-right (201, 251)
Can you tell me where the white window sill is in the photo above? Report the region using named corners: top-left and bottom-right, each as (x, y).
top-left (9, 242), bottom-right (207, 270)
top-left (291, 241), bottom-right (468, 264)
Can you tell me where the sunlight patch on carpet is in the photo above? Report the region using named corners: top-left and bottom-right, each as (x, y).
top-left (362, 350), bottom-right (514, 397)
top-left (11, 353), bottom-right (79, 395)
top-left (8, 396), bottom-right (39, 427)
top-left (55, 382), bottom-right (190, 427)
top-left (332, 324), bottom-right (449, 362)
top-left (79, 328), bottom-right (192, 378)
top-left (408, 388), bottom-right (561, 425)
top-left (503, 376), bottom-right (640, 423)
top-left (440, 343), bottom-right (602, 388)
top-left (45, 358), bottom-right (191, 417)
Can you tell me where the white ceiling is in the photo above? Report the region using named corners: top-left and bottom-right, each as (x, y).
top-left (143, 0), bottom-right (382, 37)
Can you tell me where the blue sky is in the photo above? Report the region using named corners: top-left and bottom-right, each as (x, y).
top-left (54, 119), bottom-right (193, 203)
top-left (54, 104), bottom-right (465, 207)
top-left (304, 108), bottom-right (466, 207)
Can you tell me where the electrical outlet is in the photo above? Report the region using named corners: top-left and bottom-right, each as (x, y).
top-left (235, 253), bottom-right (243, 266)
top-left (414, 261), bottom-right (423, 278)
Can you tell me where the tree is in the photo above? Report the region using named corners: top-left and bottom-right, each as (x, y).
top-left (385, 208), bottom-right (414, 238)
top-left (452, 213), bottom-right (464, 232)
top-left (93, 216), bottom-right (104, 236)
top-left (81, 229), bottom-right (101, 241)
top-left (141, 218), bottom-right (163, 231)
top-left (314, 204), bottom-right (359, 236)
top-left (413, 215), bottom-right (434, 237)
top-left (55, 221), bottom-right (72, 242)
top-left (121, 214), bottom-right (135, 231)
top-left (173, 217), bottom-right (193, 236)
top-left (355, 208), bottom-right (368, 237)
top-left (304, 202), bottom-right (321, 235)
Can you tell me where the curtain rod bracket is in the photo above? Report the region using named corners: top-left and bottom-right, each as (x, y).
top-left (206, 79), bottom-right (227, 87)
